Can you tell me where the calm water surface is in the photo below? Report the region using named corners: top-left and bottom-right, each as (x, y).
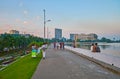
top-left (67, 42), bottom-right (120, 57)
top-left (98, 43), bottom-right (120, 57)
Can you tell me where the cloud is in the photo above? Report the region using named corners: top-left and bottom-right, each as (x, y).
top-left (22, 20), bottom-right (34, 26)
top-left (23, 10), bottom-right (28, 15)
top-left (19, 2), bottom-right (24, 7)
top-left (23, 21), bottom-right (28, 24)
top-left (15, 19), bottom-right (21, 22)
top-left (23, 10), bottom-right (30, 18)
top-left (36, 16), bottom-right (41, 20)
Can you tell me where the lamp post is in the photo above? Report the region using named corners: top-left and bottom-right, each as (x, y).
top-left (43, 9), bottom-right (51, 42)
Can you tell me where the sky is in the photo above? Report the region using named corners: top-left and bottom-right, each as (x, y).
top-left (0, 0), bottom-right (120, 40)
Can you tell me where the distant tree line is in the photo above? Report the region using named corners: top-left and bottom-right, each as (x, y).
top-left (98, 37), bottom-right (120, 43)
top-left (0, 33), bottom-right (44, 52)
top-left (55, 37), bottom-right (120, 43)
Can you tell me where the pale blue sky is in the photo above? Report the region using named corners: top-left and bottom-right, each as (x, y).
top-left (0, 0), bottom-right (120, 39)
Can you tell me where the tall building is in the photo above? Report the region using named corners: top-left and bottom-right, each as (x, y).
top-left (55, 28), bottom-right (62, 39)
top-left (70, 33), bottom-right (98, 41)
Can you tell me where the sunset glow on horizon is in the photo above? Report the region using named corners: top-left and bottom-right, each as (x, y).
top-left (0, 0), bottom-right (120, 40)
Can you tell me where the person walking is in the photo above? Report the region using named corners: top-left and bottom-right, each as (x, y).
top-left (60, 42), bottom-right (62, 49)
top-left (56, 42), bottom-right (60, 49)
top-left (62, 42), bottom-right (65, 49)
top-left (42, 43), bottom-right (47, 59)
top-left (53, 42), bottom-right (56, 49)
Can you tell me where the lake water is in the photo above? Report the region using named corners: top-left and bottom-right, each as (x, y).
top-left (66, 42), bottom-right (120, 57)
top-left (98, 43), bottom-right (120, 57)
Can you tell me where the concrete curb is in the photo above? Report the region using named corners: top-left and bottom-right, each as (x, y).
top-left (65, 48), bottom-right (120, 75)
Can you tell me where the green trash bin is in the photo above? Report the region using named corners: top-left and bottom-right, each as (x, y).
top-left (31, 49), bottom-right (37, 57)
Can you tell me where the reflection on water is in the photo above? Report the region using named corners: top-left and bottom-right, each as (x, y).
top-left (79, 45), bottom-right (111, 50)
top-left (77, 42), bottom-right (112, 50)
top-left (100, 45), bottom-right (111, 49)
top-left (66, 42), bottom-right (120, 57)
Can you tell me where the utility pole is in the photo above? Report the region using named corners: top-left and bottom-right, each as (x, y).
top-left (43, 9), bottom-right (51, 42)
top-left (47, 27), bottom-right (48, 39)
top-left (43, 9), bottom-right (46, 40)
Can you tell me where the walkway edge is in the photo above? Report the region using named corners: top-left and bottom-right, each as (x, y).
top-left (65, 46), bottom-right (120, 75)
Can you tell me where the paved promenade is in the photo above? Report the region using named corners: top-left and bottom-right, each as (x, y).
top-left (65, 46), bottom-right (120, 68)
top-left (32, 46), bottom-right (120, 79)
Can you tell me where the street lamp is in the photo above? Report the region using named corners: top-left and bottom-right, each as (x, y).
top-left (43, 9), bottom-right (51, 42)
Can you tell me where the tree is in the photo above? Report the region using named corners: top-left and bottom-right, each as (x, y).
top-left (100, 37), bottom-right (112, 43)
top-left (0, 33), bottom-right (44, 52)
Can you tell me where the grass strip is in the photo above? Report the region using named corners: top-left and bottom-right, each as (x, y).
top-left (0, 52), bottom-right (42, 79)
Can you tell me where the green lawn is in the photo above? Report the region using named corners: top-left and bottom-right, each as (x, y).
top-left (0, 52), bottom-right (42, 79)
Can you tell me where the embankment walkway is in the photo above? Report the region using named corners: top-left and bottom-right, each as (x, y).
top-left (32, 45), bottom-right (120, 79)
top-left (65, 46), bottom-right (120, 69)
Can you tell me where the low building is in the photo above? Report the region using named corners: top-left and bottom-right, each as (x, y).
top-left (23, 34), bottom-right (31, 38)
top-left (70, 34), bottom-right (75, 41)
top-left (70, 33), bottom-right (98, 41)
top-left (9, 30), bottom-right (19, 34)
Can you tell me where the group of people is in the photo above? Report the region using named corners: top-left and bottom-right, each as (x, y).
top-left (54, 42), bottom-right (65, 49)
top-left (90, 43), bottom-right (101, 52)
top-left (31, 43), bottom-right (47, 59)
